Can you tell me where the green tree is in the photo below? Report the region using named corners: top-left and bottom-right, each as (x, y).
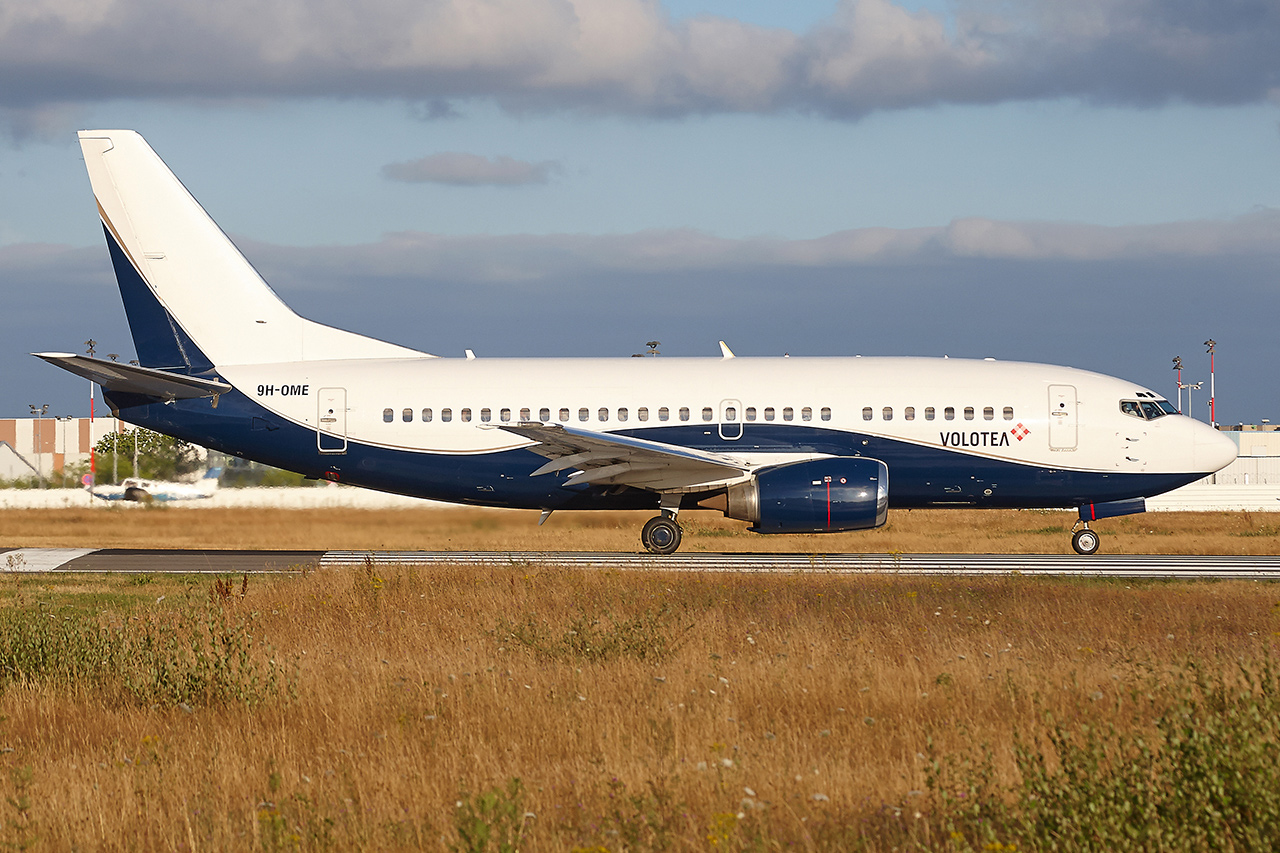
top-left (93, 428), bottom-right (203, 483)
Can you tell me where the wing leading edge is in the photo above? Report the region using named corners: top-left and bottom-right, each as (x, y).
top-left (498, 422), bottom-right (751, 492)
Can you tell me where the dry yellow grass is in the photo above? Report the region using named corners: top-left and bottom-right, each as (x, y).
top-left (0, 566), bottom-right (1276, 850)
top-left (4, 505), bottom-right (1280, 554)
top-left (0, 505), bottom-right (1277, 849)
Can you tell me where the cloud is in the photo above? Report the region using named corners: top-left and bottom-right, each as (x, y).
top-left (235, 210), bottom-right (1280, 285)
top-left (382, 152), bottom-right (561, 186)
top-left (7, 213), bottom-right (1280, 424)
top-left (1, 0), bottom-right (1276, 121)
top-left (0, 103), bottom-right (81, 145)
top-left (11, 212), bottom-right (1277, 293)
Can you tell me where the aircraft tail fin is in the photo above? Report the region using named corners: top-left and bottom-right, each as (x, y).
top-left (77, 130), bottom-right (428, 370)
top-left (200, 467), bottom-right (223, 493)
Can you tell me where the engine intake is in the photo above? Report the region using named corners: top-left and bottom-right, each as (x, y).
top-left (703, 457), bottom-right (888, 534)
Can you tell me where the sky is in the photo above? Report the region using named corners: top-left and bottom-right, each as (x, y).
top-left (1, 0), bottom-right (1278, 426)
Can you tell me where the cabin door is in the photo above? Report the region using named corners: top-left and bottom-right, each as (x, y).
top-left (317, 387), bottom-right (348, 454)
top-left (1047, 384), bottom-right (1078, 450)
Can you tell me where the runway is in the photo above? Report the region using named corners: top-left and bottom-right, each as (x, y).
top-left (3, 548), bottom-right (1280, 579)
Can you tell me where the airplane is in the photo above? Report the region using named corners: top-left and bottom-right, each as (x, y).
top-left (37, 130), bottom-right (1237, 555)
top-left (90, 467), bottom-right (223, 503)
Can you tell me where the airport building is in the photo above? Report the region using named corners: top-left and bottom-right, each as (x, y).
top-left (1213, 424), bottom-right (1280, 485)
top-left (0, 416), bottom-right (122, 482)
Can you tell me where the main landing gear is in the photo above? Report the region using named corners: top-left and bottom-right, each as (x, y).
top-left (641, 515), bottom-right (682, 554)
top-left (1071, 521), bottom-right (1100, 555)
top-left (641, 495), bottom-right (683, 555)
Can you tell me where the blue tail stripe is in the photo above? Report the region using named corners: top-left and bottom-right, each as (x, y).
top-left (103, 224), bottom-right (215, 374)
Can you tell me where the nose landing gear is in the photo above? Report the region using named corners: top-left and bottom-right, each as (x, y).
top-left (1071, 498), bottom-right (1146, 555)
top-left (1070, 521), bottom-right (1100, 555)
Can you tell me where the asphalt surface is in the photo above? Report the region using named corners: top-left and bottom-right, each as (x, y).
top-left (3, 548), bottom-right (1280, 579)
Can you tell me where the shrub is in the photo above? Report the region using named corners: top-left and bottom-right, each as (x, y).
top-left (926, 656), bottom-right (1280, 852)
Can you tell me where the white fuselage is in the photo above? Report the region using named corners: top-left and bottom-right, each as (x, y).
top-left (222, 355), bottom-right (1232, 482)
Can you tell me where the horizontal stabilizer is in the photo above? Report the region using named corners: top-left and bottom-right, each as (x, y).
top-left (33, 353), bottom-right (231, 402)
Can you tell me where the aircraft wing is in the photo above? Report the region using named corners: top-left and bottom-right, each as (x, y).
top-left (498, 422), bottom-right (751, 492)
top-left (33, 353), bottom-right (232, 402)
top-left (89, 486), bottom-right (129, 501)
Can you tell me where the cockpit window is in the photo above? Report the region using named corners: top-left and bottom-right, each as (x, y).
top-left (1121, 399), bottom-right (1178, 420)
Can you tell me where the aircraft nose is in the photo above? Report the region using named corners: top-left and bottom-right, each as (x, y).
top-left (1192, 424), bottom-right (1237, 474)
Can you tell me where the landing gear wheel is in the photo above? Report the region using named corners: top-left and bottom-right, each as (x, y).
top-left (1072, 528), bottom-right (1100, 556)
top-left (641, 516), bottom-right (682, 555)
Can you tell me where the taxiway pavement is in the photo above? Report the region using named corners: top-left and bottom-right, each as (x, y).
top-left (3, 548), bottom-right (1279, 579)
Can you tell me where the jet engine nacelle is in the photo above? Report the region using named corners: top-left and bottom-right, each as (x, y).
top-left (706, 457), bottom-right (889, 534)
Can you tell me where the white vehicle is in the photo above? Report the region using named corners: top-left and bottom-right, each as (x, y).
top-left (38, 131), bottom-right (1235, 554)
top-left (90, 467), bottom-right (222, 502)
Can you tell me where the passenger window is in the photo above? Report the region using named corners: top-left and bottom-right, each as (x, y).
top-left (802, 407), bottom-right (812, 421)
top-left (480, 408), bottom-right (491, 422)
top-left (882, 407), bottom-right (893, 421)
top-left (441, 408), bottom-right (452, 422)
top-left (402, 408), bottom-right (413, 422)
top-left (925, 407), bottom-right (935, 421)
top-left (983, 406), bottom-right (994, 421)
top-left (746, 407), bottom-right (757, 421)
top-left (501, 408), bottom-right (512, 422)
top-left (383, 408), bottom-right (394, 423)
top-left (579, 408), bottom-right (589, 422)
top-left (964, 407), bottom-right (974, 420)
top-left (518, 408), bottom-right (529, 421)
top-left (461, 408), bottom-right (472, 423)
top-left (820, 407), bottom-right (831, 421)
top-left (783, 407), bottom-right (794, 421)
top-left (1003, 406), bottom-right (1014, 420)
top-left (702, 407), bottom-right (713, 421)
top-left (862, 407), bottom-right (873, 421)
top-left (764, 407), bottom-right (775, 421)
top-left (904, 407), bottom-right (915, 421)
top-left (618, 407), bottom-right (628, 422)
top-left (599, 407), bottom-right (609, 421)
top-left (659, 407), bottom-right (670, 422)
top-left (944, 407), bottom-right (955, 421)
top-left (558, 408), bottom-right (569, 422)
top-left (539, 408), bottom-right (549, 421)
top-left (422, 408), bottom-right (432, 422)
top-left (638, 407), bottom-right (649, 421)
top-left (679, 407), bottom-right (690, 422)
top-left (725, 406), bottom-right (737, 421)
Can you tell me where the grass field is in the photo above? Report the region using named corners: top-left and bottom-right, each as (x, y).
top-left (5, 504), bottom-right (1280, 554)
top-left (1, 507), bottom-right (1278, 850)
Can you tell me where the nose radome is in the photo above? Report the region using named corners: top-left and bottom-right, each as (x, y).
top-left (1193, 425), bottom-right (1237, 474)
